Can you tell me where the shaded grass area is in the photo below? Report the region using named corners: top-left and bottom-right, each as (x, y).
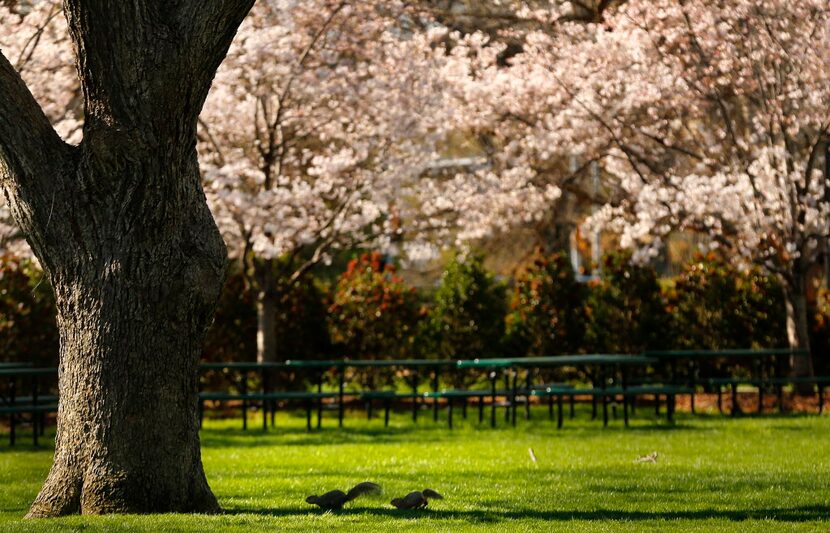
top-left (1, 408), bottom-right (829, 531)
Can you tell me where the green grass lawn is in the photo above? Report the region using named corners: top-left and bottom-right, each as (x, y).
top-left (1, 408), bottom-right (829, 532)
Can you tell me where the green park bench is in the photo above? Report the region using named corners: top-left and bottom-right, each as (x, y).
top-left (199, 391), bottom-right (340, 431)
top-left (359, 391), bottom-right (423, 427)
top-left (0, 403), bottom-right (58, 446)
top-left (422, 389), bottom-right (522, 429)
top-left (531, 384), bottom-right (692, 427)
top-left (704, 375), bottom-right (830, 415)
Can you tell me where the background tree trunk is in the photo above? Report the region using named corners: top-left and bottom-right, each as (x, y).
top-left (784, 270), bottom-right (815, 394)
top-left (0, 0), bottom-right (254, 517)
top-left (257, 289), bottom-right (279, 363)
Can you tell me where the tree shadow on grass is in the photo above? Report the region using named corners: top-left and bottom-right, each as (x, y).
top-left (199, 426), bottom-right (459, 448)
top-left (223, 504), bottom-right (830, 523)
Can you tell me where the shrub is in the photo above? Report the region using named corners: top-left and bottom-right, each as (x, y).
top-left (585, 250), bottom-right (670, 353)
top-left (0, 255), bottom-right (58, 366)
top-left (328, 252), bottom-right (420, 359)
top-left (423, 254), bottom-right (507, 359)
top-left (273, 275), bottom-right (332, 360)
top-left (505, 250), bottom-right (585, 356)
top-left (665, 253), bottom-right (786, 349)
top-left (202, 268), bottom-right (257, 364)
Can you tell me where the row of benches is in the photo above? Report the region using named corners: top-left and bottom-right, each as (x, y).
top-left (198, 384), bottom-right (693, 432)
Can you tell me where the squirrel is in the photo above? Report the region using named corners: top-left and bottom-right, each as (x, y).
top-left (390, 489), bottom-right (443, 510)
top-left (305, 481), bottom-right (382, 511)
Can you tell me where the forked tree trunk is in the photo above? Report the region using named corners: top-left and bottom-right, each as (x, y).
top-left (0, 0), bottom-right (254, 517)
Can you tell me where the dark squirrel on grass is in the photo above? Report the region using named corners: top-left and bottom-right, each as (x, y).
top-left (390, 489), bottom-right (443, 510)
top-left (305, 482), bottom-right (382, 511)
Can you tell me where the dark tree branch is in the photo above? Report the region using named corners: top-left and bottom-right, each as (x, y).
top-left (0, 49), bottom-right (72, 250)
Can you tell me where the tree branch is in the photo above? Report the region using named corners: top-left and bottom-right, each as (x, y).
top-left (0, 50), bottom-right (70, 238)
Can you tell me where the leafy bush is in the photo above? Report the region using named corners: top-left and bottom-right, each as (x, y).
top-left (328, 252), bottom-right (420, 359)
top-left (423, 254), bottom-right (507, 359)
top-left (0, 255), bottom-right (58, 366)
top-left (665, 253), bottom-right (786, 349)
top-left (585, 250), bottom-right (670, 353)
top-left (505, 251), bottom-right (585, 356)
top-left (202, 268), bottom-right (257, 364)
top-left (273, 275), bottom-right (332, 360)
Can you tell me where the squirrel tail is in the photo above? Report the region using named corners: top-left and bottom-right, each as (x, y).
top-left (422, 489), bottom-right (443, 500)
top-left (346, 482), bottom-right (382, 502)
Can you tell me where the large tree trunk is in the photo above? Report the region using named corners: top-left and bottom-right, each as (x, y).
top-left (28, 172), bottom-right (227, 516)
top-left (0, 0), bottom-right (254, 517)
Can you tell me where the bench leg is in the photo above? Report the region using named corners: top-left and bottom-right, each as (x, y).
top-left (306, 400), bottom-right (312, 432)
top-left (548, 395), bottom-right (553, 421)
top-left (690, 390), bottom-right (695, 414)
top-left (412, 396), bottom-right (418, 423)
top-left (602, 395), bottom-right (608, 427)
top-left (263, 400), bottom-right (268, 431)
top-left (819, 387), bottom-right (824, 414)
top-left (612, 400), bottom-right (617, 420)
top-left (777, 384), bottom-right (784, 414)
top-left (623, 395), bottom-right (629, 427)
top-left (758, 384), bottom-right (764, 414)
top-left (592, 396), bottom-right (597, 420)
top-left (717, 388), bottom-right (723, 414)
top-left (33, 413), bottom-right (39, 447)
top-left (448, 398), bottom-right (453, 430)
top-left (478, 396), bottom-right (484, 424)
top-left (655, 394), bottom-right (660, 417)
top-left (570, 395), bottom-right (575, 419)
top-left (731, 383), bottom-right (738, 416)
top-left (338, 371), bottom-right (345, 429)
top-left (667, 395), bottom-right (675, 422)
top-left (10, 412), bottom-right (15, 446)
top-left (491, 391), bottom-right (496, 429)
top-left (367, 400), bottom-right (373, 420)
top-left (384, 399), bottom-right (390, 428)
top-left (317, 399), bottom-right (322, 431)
top-left (557, 394), bottom-right (563, 429)
top-left (462, 398), bottom-right (468, 420)
top-left (198, 400), bottom-right (204, 429)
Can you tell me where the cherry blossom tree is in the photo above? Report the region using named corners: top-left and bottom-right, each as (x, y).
top-left (198, 0), bottom-right (451, 361)
top-left (446, 0), bottom-right (829, 376)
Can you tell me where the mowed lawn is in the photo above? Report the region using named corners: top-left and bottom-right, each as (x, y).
top-left (1, 409), bottom-right (829, 532)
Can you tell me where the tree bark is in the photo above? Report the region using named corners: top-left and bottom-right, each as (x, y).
top-left (0, 0), bottom-right (254, 517)
top-left (784, 270), bottom-right (815, 393)
top-left (256, 288), bottom-right (279, 363)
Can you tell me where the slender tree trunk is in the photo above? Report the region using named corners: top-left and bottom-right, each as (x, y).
top-left (784, 271), bottom-right (815, 393)
top-left (0, 0), bottom-right (254, 517)
top-left (256, 288), bottom-right (279, 363)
